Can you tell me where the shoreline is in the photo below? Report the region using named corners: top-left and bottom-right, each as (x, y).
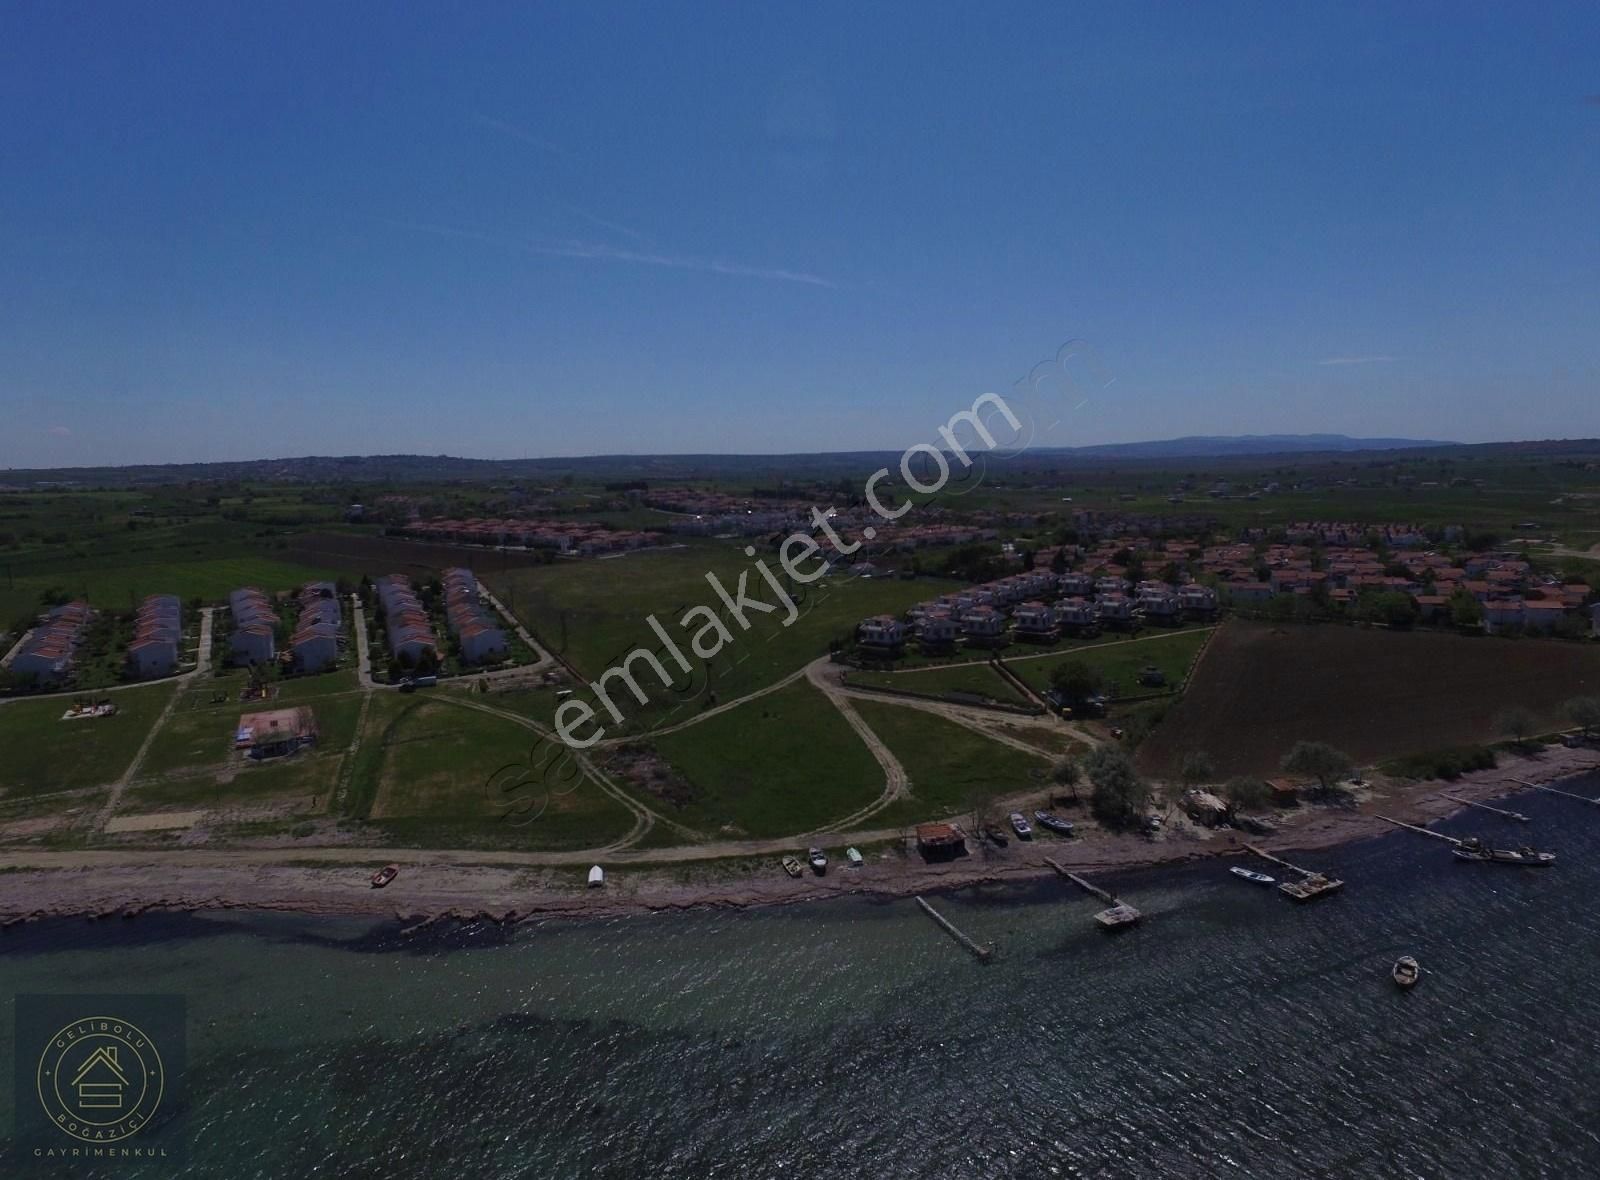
top-left (2, 745), bottom-right (1597, 929)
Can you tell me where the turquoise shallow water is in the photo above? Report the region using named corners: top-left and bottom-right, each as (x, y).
top-left (5, 776), bottom-right (1600, 1179)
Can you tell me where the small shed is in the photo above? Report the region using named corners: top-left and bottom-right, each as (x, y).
top-left (587, 865), bottom-right (605, 888)
top-left (1182, 790), bottom-right (1229, 826)
top-left (1265, 778), bottom-right (1301, 807)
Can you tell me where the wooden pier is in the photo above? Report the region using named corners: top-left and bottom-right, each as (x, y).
top-left (1242, 844), bottom-right (1345, 902)
top-left (1515, 779), bottom-right (1600, 807)
top-left (915, 896), bottom-right (993, 962)
top-left (1043, 857), bottom-right (1143, 928)
top-left (1375, 815), bottom-right (1462, 845)
top-left (1439, 793), bottom-right (1528, 822)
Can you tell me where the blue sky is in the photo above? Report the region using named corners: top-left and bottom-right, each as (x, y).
top-left (2, 2), bottom-right (1597, 467)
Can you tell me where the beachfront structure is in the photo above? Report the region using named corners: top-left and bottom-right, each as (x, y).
top-left (228, 587), bottom-right (278, 666)
top-left (9, 601), bottom-right (93, 687)
top-left (127, 594), bottom-right (182, 680)
top-left (960, 606), bottom-right (1007, 647)
top-left (857, 615), bottom-right (906, 650)
top-left (1096, 593), bottom-right (1134, 627)
top-left (916, 611), bottom-right (959, 651)
top-left (235, 706), bottom-right (318, 760)
top-left (1011, 601), bottom-right (1056, 640)
top-left (1055, 597), bottom-right (1099, 630)
top-left (441, 568), bottom-right (509, 665)
top-left (290, 582), bottom-right (342, 672)
top-left (374, 575), bottom-right (440, 667)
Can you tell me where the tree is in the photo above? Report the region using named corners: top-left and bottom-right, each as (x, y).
top-left (1049, 660), bottom-right (1104, 710)
top-left (1179, 750), bottom-right (1215, 787)
top-left (1083, 747), bottom-right (1150, 829)
top-left (1566, 697), bottom-right (1600, 741)
top-left (1223, 776), bottom-right (1271, 810)
top-left (1495, 706), bottom-right (1538, 748)
top-left (1051, 757), bottom-right (1082, 803)
top-left (1281, 741), bottom-right (1355, 798)
top-left (1449, 589), bottom-right (1483, 629)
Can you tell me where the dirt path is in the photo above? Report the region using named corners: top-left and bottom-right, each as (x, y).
top-left (804, 657), bottom-right (910, 832)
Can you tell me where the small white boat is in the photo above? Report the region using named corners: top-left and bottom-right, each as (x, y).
top-left (587, 865), bottom-right (605, 888)
top-left (845, 847), bottom-right (864, 867)
top-left (808, 847), bottom-right (828, 874)
top-left (1392, 955), bottom-right (1420, 989)
top-left (1229, 866), bottom-right (1275, 885)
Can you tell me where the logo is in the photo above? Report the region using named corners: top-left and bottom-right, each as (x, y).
top-left (35, 1016), bottom-right (164, 1143)
top-left (12, 994), bottom-right (186, 1164)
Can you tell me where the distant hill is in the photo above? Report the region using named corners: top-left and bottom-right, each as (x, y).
top-left (1049, 434), bottom-right (1455, 459)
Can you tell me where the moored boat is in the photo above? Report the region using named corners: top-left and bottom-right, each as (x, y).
top-left (1033, 810), bottom-right (1074, 836)
top-left (781, 855), bottom-right (803, 878)
top-left (370, 864), bottom-right (399, 889)
top-left (1453, 838), bottom-right (1555, 866)
top-left (808, 847), bottom-right (829, 874)
top-left (985, 826), bottom-right (1009, 847)
top-left (1392, 955), bottom-right (1421, 989)
top-left (845, 846), bottom-right (864, 867)
top-left (1009, 812), bottom-right (1033, 839)
top-left (1229, 866), bottom-right (1275, 885)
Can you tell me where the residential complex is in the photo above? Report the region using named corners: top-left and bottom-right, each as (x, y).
top-left (441, 568), bottom-right (509, 665)
top-left (126, 594), bottom-right (182, 680)
top-left (373, 574), bottom-right (440, 667)
top-left (291, 582), bottom-right (342, 672)
top-left (228, 587), bottom-right (278, 666)
top-left (9, 601), bottom-right (93, 687)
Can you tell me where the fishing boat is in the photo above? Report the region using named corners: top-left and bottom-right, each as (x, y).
top-left (808, 847), bottom-right (829, 874)
top-left (1452, 838), bottom-right (1556, 866)
top-left (781, 855), bottom-right (803, 878)
top-left (1229, 866), bottom-right (1275, 885)
top-left (1009, 812), bottom-right (1033, 839)
top-left (845, 847), bottom-right (864, 868)
top-left (1392, 955), bottom-right (1421, 989)
top-left (370, 864), bottom-right (399, 889)
top-left (1033, 810), bottom-right (1074, 836)
top-left (985, 826), bottom-right (1009, 847)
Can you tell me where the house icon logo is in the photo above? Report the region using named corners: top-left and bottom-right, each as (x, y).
top-left (35, 1016), bottom-right (166, 1143)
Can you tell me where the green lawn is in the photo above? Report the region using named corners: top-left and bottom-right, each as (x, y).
top-left (844, 662), bottom-right (1030, 706)
top-left (652, 681), bottom-right (882, 838)
top-left (851, 700), bottom-right (1052, 828)
top-left (1011, 629), bottom-right (1212, 702)
top-left (0, 683), bottom-right (176, 800)
top-left (488, 543), bottom-right (964, 734)
top-left (355, 696), bottom-right (635, 849)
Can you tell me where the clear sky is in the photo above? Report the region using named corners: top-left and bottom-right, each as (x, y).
top-left (2, 2), bottom-right (1597, 467)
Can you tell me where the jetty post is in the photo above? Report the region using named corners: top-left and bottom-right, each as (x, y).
top-left (915, 896), bottom-right (993, 963)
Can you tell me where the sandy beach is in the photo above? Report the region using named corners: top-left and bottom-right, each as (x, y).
top-left (2, 744), bottom-right (1597, 928)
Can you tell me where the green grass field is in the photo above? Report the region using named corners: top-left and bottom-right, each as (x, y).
top-left (844, 662), bottom-right (1030, 706)
top-left (651, 681), bottom-right (882, 838)
top-left (489, 542), bottom-right (961, 700)
top-left (0, 683), bottom-right (175, 801)
top-left (1010, 629), bottom-right (1212, 701)
top-left (353, 696), bottom-right (635, 849)
top-left (851, 700), bottom-right (1052, 827)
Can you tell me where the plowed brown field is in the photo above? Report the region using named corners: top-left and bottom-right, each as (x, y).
top-left (1137, 622), bottom-right (1600, 777)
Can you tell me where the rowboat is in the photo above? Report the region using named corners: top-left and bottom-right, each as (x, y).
top-left (1033, 811), bottom-right (1074, 836)
top-left (1009, 812), bottom-right (1033, 839)
top-left (370, 864), bottom-right (399, 889)
top-left (845, 847), bottom-right (864, 867)
top-left (808, 847), bottom-right (829, 874)
top-left (1392, 955), bottom-right (1421, 989)
top-left (781, 856), bottom-right (803, 878)
top-left (1229, 866), bottom-right (1275, 885)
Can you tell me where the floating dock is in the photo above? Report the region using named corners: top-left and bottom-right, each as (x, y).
top-left (1243, 844), bottom-right (1345, 902)
top-left (915, 896), bottom-right (993, 962)
top-left (1439, 793), bottom-right (1528, 822)
top-left (1043, 857), bottom-right (1143, 928)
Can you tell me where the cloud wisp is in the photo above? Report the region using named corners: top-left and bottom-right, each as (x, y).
top-left (388, 219), bottom-right (839, 289)
top-left (1313, 355), bottom-right (1396, 366)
